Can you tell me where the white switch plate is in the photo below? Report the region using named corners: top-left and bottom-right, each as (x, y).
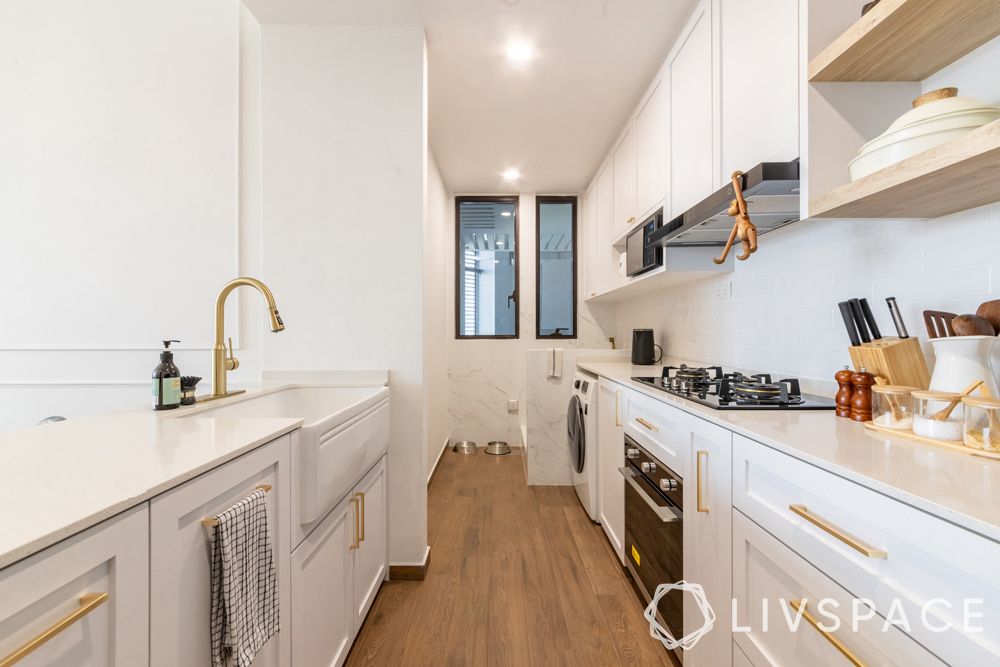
top-left (714, 281), bottom-right (732, 301)
top-left (507, 399), bottom-right (518, 414)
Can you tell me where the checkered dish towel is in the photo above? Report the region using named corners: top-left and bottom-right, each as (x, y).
top-left (209, 489), bottom-right (279, 666)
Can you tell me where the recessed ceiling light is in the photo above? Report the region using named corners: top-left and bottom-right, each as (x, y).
top-left (502, 168), bottom-right (521, 181)
top-left (505, 41), bottom-right (534, 66)
top-left (500, 211), bottom-right (512, 217)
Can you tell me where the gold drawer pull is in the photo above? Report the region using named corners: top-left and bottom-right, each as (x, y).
top-left (789, 505), bottom-right (886, 559)
top-left (0, 593), bottom-right (109, 667)
top-left (357, 492), bottom-right (366, 542)
top-left (615, 389), bottom-right (622, 427)
top-left (350, 496), bottom-right (361, 549)
top-left (634, 417), bottom-right (658, 432)
top-left (789, 600), bottom-right (866, 667)
top-left (696, 450), bottom-right (709, 513)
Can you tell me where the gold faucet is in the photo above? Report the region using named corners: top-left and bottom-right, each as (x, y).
top-left (207, 277), bottom-right (284, 400)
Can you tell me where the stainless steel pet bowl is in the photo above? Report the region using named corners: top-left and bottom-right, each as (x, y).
top-left (485, 440), bottom-right (511, 456)
top-left (452, 440), bottom-right (477, 454)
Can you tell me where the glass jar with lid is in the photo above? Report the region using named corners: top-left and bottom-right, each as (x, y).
top-left (911, 390), bottom-right (965, 441)
top-left (870, 385), bottom-right (917, 430)
top-left (962, 396), bottom-right (1000, 452)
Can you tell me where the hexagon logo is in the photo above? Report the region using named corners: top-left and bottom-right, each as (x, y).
top-left (643, 581), bottom-right (716, 650)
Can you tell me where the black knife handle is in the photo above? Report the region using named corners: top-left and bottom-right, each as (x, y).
top-left (859, 298), bottom-right (882, 340)
top-left (848, 299), bottom-right (871, 343)
top-left (839, 301), bottom-right (861, 347)
top-left (886, 297), bottom-right (909, 339)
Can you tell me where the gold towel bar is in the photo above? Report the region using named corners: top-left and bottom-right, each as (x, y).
top-left (0, 593), bottom-right (108, 667)
top-left (202, 485), bottom-right (272, 527)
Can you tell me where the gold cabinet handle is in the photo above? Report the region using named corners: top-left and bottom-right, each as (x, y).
top-left (0, 593), bottom-right (109, 667)
top-left (350, 496), bottom-right (361, 550)
top-left (696, 450), bottom-right (709, 513)
top-left (789, 505), bottom-right (886, 559)
top-left (615, 389), bottom-right (622, 427)
top-left (788, 600), bottom-right (866, 667)
top-left (634, 417), bottom-right (658, 432)
top-left (357, 491), bottom-right (366, 542)
top-left (627, 216), bottom-right (637, 224)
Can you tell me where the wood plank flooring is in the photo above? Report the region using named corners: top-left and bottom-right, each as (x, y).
top-left (345, 449), bottom-right (675, 667)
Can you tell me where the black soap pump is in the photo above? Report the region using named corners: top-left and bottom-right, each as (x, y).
top-left (153, 340), bottom-right (182, 411)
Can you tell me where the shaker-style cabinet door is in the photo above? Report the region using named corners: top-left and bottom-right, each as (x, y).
top-left (149, 435), bottom-right (292, 667)
top-left (635, 75), bottom-right (667, 219)
top-left (612, 125), bottom-right (637, 238)
top-left (352, 455), bottom-right (388, 627)
top-left (0, 505), bottom-right (149, 667)
top-left (597, 380), bottom-right (626, 563)
top-left (682, 414), bottom-right (732, 667)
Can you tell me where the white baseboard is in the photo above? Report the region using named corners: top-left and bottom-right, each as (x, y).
top-left (427, 436), bottom-right (449, 485)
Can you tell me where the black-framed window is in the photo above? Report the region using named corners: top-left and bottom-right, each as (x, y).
top-left (536, 196), bottom-right (577, 339)
top-left (455, 196), bottom-right (519, 339)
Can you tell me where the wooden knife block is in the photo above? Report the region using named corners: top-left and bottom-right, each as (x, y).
top-left (848, 337), bottom-right (930, 389)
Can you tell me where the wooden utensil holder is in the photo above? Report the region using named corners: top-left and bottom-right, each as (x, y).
top-left (848, 337), bottom-right (930, 389)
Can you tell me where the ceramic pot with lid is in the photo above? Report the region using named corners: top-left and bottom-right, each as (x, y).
top-left (849, 88), bottom-right (1000, 181)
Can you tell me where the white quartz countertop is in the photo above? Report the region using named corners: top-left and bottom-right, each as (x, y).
top-left (578, 360), bottom-right (1000, 543)
top-left (0, 411), bottom-right (302, 569)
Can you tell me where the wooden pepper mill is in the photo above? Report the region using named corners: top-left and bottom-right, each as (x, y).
top-left (835, 366), bottom-right (854, 418)
top-left (850, 369), bottom-right (875, 422)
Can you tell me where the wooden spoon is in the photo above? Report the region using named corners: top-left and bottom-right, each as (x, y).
top-left (952, 314), bottom-right (996, 336)
top-left (932, 380), bottom-right (985, 421)
top-left (874, 377), bottom-right (903, 421)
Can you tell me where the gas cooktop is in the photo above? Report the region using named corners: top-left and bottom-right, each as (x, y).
top-left (632, 365), bottom-right (836, 411)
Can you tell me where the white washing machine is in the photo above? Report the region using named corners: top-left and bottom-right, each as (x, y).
top-left (567, 370), bottom-right (599, 522)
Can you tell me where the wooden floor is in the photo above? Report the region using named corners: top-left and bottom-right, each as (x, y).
top-left (345, 448), bottom-right (675, 667)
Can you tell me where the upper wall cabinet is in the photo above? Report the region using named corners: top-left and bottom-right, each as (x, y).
top-left (612, 125), bottom-right (637, 237)
top-left (669, 3), bottom-right (716, 218)
top-left (635, 75), bottom-right (668, 220)
top-left (718, 0), bottom-right (799, 181)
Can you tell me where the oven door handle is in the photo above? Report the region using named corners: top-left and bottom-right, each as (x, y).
top-left (618, 467), bottom-right (682, 523)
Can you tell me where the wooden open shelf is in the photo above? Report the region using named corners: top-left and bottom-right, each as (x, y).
top-left (810, 118), bottom-right (1000, 219)
top-left (809, 0), bottom-right (1000, 82)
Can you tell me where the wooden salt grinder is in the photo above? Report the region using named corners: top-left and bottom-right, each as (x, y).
top-left (851, 369), bottom-right (875, 422)
top-left (835, 366), bottom-right (854, 418)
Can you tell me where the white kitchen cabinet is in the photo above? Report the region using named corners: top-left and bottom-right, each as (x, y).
top-left (0, 505), bottom-right (149, 667)
top-left (290, 455), bottom-right (387, 667)
top-left (291, 488), bottom-right (355, 667)
top-left (581, 183), bottom-right (598, 298)
top-left (149, 435), bottom-right (292, 667)
top-left (593, 159), bottom-right (619, 293)
top-left (635, 74), bottom-right (667, 219)
top-left (718, 0), bottom-right (799, 179)
top-left (352, 456), bottom-right (387, 626)
top-left (612, 125), bottom-right (637, 237)
top-left (732, 510), bottom-right (945, 667)
top-left (669, 1), bottom-right (716, 218)
top-left (596, 380), bottom-right (626, 563)
top-left (681, 413), bottom-right (732, 667)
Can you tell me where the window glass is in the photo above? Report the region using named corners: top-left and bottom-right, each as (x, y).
top-left (536, 197), bottom-right (576, 338)
top-left (456, 198), bottom-right (518, 338)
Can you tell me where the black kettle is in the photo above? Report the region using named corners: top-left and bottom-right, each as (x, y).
top-left (631, 329), bottom-right (662, 365)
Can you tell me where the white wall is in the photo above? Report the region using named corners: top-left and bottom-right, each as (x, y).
top-left (0, 0), bottom-right (266, 431)
top-left (259, 25), bottom-right (429, 565)
top-left (448, 193), bottom-right (618, 447)
top-left (425, 154), bottom-right (450, 479)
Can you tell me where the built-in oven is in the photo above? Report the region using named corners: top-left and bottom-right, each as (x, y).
top-left (620, 434), bottom-right (683, 656)
top-left (625, 208), bottom-right (664, 277)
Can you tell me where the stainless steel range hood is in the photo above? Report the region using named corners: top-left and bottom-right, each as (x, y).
top-left (647, 160), bottom-right (800, 247)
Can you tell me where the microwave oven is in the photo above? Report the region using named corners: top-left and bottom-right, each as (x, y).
top-left (625, 209), bottom-right (663, 277)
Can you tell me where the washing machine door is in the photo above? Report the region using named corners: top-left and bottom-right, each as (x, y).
top-left (567, 395), bottom-right (585, 474)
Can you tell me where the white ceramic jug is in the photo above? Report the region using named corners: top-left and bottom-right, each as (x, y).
top-left (928, 336), bottom-right (1000, 396)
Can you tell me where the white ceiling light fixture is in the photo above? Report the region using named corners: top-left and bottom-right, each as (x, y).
top-left (502, 168), bottom-right (521, 182)
top-left (505, 40), bottom-right (535, 67)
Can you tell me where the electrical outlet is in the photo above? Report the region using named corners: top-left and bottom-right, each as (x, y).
top-left (714, 281), bottom-right (732, 301)
top-left (508, 399), bottom-right (519, 414)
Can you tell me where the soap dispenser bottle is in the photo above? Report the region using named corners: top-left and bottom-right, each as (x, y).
top-left (153, 340), bottom-right (182, 411)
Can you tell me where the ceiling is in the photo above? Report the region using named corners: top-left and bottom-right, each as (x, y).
top-left (245, 0), bottom-right (697, 193)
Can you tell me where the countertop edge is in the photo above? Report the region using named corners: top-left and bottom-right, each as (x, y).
top-left (0, 420), bottom-right (302, 570)
top-left (579, 361), bottom-right (1000, 544)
